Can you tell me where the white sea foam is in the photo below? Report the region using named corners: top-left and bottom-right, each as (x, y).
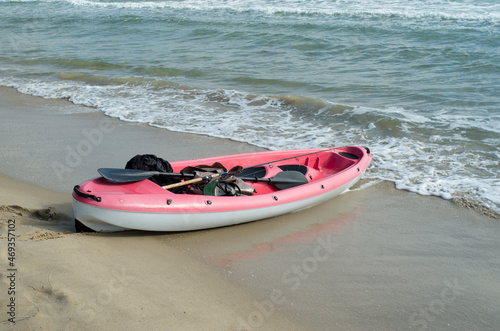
top-left (6, 0), bottom-right (497, 24)
top-left (62, 0), bottom-right (500, 23)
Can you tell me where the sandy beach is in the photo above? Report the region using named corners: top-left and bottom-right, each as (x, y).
top-left (1, 86), bottom-right (499, 330)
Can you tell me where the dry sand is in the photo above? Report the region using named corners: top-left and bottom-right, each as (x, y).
top-left (1, 86), bottom-right (499, 330)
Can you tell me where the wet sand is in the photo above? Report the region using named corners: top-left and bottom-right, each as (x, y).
top-left (1, 86), bottom-right (499, 330)
top-left (165, 181), bottom-right (500, 330)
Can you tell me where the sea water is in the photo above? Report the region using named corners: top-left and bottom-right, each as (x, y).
top-left (1, 0), bottom-right (499, 213)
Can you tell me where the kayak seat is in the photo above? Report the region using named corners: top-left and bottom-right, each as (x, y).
top-left (278, 164), bottom-right (308, 175)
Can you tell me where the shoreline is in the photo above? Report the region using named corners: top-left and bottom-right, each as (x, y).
top-left (1, 86), bottom-right (499, 330)
top-left (1, 85), bottom-right (497, 220)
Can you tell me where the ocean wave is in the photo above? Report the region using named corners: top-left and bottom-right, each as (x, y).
top-left (15, 58), bottom-right (208, 80)
top-left (60, 0), bottom-right (500, 24)
top-left (18, 58), bottom-right (131, 71)
top-left (6, 0), bottom-right (498, 24)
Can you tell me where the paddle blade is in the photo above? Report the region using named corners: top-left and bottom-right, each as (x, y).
top-left (98, 168), bottom-right (160, 182)
top-left (271, 171), bottom-right (309, 190)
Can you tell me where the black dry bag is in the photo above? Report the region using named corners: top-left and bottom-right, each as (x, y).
top-left (125, 154), bottom-right (186, 193)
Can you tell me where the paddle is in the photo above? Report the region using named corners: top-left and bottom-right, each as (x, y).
top-left (98, 168), bottom-right (192, 183)
top-left (97, 147), bottom-right (342, 190)
top-left (98, 168), bottom-right (308, 190)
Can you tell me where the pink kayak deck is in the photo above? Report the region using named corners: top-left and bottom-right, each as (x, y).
top-left (73, 146), bottom-right (371, 215)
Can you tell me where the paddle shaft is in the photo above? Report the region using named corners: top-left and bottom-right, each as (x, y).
top-left (162, 173), bottom-right (221, 190)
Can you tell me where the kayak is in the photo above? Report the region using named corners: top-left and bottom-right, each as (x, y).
top-left (72, 146), bottom-right (372, 232)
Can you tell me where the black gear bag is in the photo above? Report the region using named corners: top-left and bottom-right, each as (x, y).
top-left (125, 154), bottom-right (187, 193)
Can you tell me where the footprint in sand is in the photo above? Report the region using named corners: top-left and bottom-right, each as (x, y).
top-left (0, 205), bottom-right (57, 221)
top-left (24, 284), bottom-right (75, 321)
top-left (0, 205), bottom-right (32, 217)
